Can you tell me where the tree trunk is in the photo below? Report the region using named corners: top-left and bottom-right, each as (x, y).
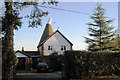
top-left (5, 2), bottom-right (14, 49)
top-left (2, 2), bottom-right (16, 80)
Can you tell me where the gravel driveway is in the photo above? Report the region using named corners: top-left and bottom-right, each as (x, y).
top-left (14, 70), bottom-right (62, 80)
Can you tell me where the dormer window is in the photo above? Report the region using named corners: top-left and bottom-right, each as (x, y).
top-left (61, 46), bottom-right (66, 50)
top-left (48, 46), bottom-right (52, 50)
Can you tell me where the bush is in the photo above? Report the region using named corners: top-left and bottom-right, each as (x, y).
top-left (64, 51), bottom-right (120, 79)
top-left (48, 52), bottom-right (63, 71)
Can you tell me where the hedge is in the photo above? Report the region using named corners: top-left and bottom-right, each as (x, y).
top-left (63, 51), bottom-right (120, 79)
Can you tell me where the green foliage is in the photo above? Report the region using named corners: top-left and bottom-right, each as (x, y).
top-left (12, 1), bottom-right (58, 28)
top-left (64, 51), bottom-right (120, 79)
top-left (85, 3), bottom-right (117, 51)
top-left (49, 52), bottom-right (63, 71)
top-left (2, 2), bottom-right (19, 79)
top-left (2, 1), bottom-right (57, 79)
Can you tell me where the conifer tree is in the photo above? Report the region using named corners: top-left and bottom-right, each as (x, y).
top-left (85, 3), bottom-right (117, 51)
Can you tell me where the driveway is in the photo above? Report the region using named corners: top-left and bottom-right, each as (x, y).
top-left (14, 70), bottom-right (62, 80)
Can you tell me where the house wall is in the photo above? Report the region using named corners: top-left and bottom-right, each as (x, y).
top-left (43, 32), bottom-right (71, 56)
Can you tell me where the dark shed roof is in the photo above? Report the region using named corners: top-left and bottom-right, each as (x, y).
top-left (15, 50), bottom-right (41, 58)
top-left (23, 51), bottom-right (41, 57)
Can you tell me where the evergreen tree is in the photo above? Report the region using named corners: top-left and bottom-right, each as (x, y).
top-left (2, 2), bottom-right (20, 79)
top-left (85, 3), bottom-right (117, 51)
top-left (2, 1), bottom-right (57, 80)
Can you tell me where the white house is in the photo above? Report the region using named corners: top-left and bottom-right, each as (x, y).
top-left (37, 18), bottom-right (73, 56)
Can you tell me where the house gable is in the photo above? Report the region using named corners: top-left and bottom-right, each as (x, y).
top-left (37, 18), bottom-right (73, 56)
top-left (42, 30), bottom-right (73, 55)
top-left (39, 30), bottom-right (73, 47)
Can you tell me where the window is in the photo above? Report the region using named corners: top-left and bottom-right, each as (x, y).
top-left (48, 46), bottom-right (52, 50)
top-left (61, 46), bottom-right (66, 50)
top-left (61, 46), bottom-right (63, 50)
top-left (64, 46), bottom-right (66, 50)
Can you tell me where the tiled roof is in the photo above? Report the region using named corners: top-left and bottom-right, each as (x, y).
top-left (37, 18), bottom-right (54, 47)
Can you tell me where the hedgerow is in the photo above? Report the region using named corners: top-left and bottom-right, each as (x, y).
top-left (63, 51), bottom-right (120, 79)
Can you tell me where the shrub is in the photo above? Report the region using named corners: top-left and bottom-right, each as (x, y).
top-left (64, 51), bottom-right (120, 79)
top-left (48, 52), bottom-right (63, 71)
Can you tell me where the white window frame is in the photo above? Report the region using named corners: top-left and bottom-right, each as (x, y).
top-left (61, 46), bottom-right (66, 50)
top-left (48, 46), bottom-right (52, 50)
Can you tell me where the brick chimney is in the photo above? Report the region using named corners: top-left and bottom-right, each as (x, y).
top-left (22, 47), bottom-right (24, 52)
top-left (117, 34), bottom-right (119, 38)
